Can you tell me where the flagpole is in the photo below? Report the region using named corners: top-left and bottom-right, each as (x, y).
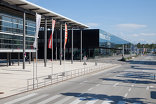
top-left (51, 19), bottom-right (54, 76)
top-left (64, 24), bottom-right (65, 75)
top-left (33, 13), bottom-right (41, 85)
top-left (64, 45), bottom-right (65, 73)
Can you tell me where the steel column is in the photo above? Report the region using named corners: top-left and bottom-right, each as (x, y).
top-left (9, 53), bottom-right (11, 66)
top-left (60, 24), bottom-right (62, 65)
top-left (7, 53), bottom-right (9, 67)
top-left (29, 52), bottom-right (31, 64)
top-left (44, 18), bottom-right (47, 67)
top-left (130, 44), bottom-right (132, 57)
top-left (56, 30), bottom-right (58, 60)
top-left (71, 28), bottom-right (74, 64)
top-left (23, 12), bottom-right (26, 69)
top-left (80, 29), bottom-right (83, 62)
top-left (122, 44), bottom-right (125, 58)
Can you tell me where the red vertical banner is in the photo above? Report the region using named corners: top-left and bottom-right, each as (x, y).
top-left (48, 20), bottom-right (56, 49)
top-left (64, 23), bottom-right (68, 49)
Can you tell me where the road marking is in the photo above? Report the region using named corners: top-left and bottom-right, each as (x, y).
top-left (103, 81), bottom-right (105, 83)
top-left (86, 99), bottom-right (98, 104)
top-left (69, 98), bottom-right (82, 104)
top-left (117, 101), bottom-right (126, 104)
top-left (113, 83), bottom-right (119, 87)
top-left (54, 96), bottom-right (73, 104)
top-left (80, 82), bottom-right (83, 84)
top-left (4, 93), bottom-right (37, 104)
top-left (150, 86), bottom-right (154, 88)
top-left (128, 88), bottom-right (132, 92)
top-left (23, 94), bottom-right (48, 104)
top-left (101, 100), bottom-right (114, 104)
top-left (124, 93), bottom-right (128, 98)
top-left (96, 84), bottom-right (100, 87)
top-left (146, 86), bottom-right (149, 90)
top-left (131, 84), bottom-right (134, 87)
top-left (37, 95), bottom-right (61, 104)
top-left (88, 88), bottom-right (93, 91)
top-left (84, 81), bottom-right (88, 82)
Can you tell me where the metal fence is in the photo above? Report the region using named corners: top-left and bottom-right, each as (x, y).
top-left (27, 64), bottom-right (117, 91)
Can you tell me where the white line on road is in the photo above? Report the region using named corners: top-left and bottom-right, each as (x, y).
top-left (69, 98), bottom-right (82, 104)
top-left (86, 99), bottom-right (98, 104)
top-left (146, 86), bottom-right (149, 90)
top-left (88, 88), bottom-right (93, 91)
top-left (23, 94), bottom-right (48, 104)
top-left (96, 84), bottom-right (100, 87)
top-left (4, 93), bottom-right (37, 104)
top-left (124, 93), bottom-right (128, 98)
top-left (150, 86), bottom-right (154, 88)
top-left (128, 88), bottom-right (132, 92)
top-left (54, 96), bottom-right (73, 104)
top-left (113, 83), bottom-right (119, 87)
top-left (131, 84), bottom-right (134, 87)
top-left (101, 100), bottom-right (114, 104)
top-left (37, 95), bottom-right (61, 104)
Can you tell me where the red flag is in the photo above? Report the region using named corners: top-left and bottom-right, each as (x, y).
top-left (64, 23), bottom-right (68, 49)
top-left (48, 20), bottom-right (56, 49)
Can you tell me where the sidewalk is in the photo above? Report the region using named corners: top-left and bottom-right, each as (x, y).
top-left (0, 60), bottom-right (118, 98)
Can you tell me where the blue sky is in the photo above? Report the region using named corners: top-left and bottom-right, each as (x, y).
top-left (27, 0), bottom-right (156, 44)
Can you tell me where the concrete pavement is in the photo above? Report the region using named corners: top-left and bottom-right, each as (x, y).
top-left (0, 54), bottom-right (156, 103)
top-left (0, 60), bottom-right (117, 98)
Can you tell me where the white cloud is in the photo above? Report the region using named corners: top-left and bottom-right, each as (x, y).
top-left (116, 24), bottom-right (147, 31)
top-left (87, 23), bottom-right (99, 27)
top-left (132, 33), bottom-right (156, 37)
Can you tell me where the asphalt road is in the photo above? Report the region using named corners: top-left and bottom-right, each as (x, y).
top-left (0, 54), bottom-right (156, 104)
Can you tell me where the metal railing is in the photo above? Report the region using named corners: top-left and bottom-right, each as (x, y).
top-left (27, 64), bottom-right (116, 91)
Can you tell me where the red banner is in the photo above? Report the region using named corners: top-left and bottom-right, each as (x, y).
top-left (64, 23), bottom-right (68, 49)
top-left (48, 20), bottom-right (56, 49)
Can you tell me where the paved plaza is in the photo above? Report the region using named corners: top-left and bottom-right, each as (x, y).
top-left (0, 60), bottom-right (117, 98)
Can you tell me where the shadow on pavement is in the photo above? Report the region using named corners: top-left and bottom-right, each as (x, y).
top-left (131, 65), bottom-right (156, 71)
top-left (117, 71), bottom-right (155, 80)
top-left (127, 60), bottom-right (156, 65)
top-left (151, 91), bottom-right (156, 99)
top-left (100, 78), bottom-right (156, 85)
top-left (61, 92), bottom-right (148, 104)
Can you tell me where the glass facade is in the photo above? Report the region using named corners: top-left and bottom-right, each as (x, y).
top-left (0, 6), bottom-right (36, 50)
top-left (99, 30), bottom-right (130, 49)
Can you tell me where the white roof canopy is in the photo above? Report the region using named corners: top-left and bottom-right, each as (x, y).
top-left (2, 0), bottom-right (89, 29)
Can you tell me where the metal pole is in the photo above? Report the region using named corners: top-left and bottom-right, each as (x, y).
top-left (122, 44), bottom-right (124, 58)
top-left (71, 28), bottom-right (73, 64)
top-left (23, 12), bottom-right (26, 69)
top-left (80, 29), bottom-right (83, 62)
top-left (29, 52), bottom-right (31, 64)
top-left (44, 18), bottom-right (47, 67)
top-left (18, 53), bottom-right (20, 66)
top-left (130, 44), bottom-right (132, 57)
top-left (33, 58), bottom-right (35, 89)
top-left (60, 24), bottom-right (62, 65)
top-left (36, 40), bottom-right (38, 79)
top-left (9, 53), bottom-right (11, 66)
top-left (64, 23), bottom-right (66, 74)
top-left (56, 30), bottom-right (58, 60)
top-left (51, 19), bottom-right (54, 75)
top-left (7, 53), bottom-right (8, 67)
